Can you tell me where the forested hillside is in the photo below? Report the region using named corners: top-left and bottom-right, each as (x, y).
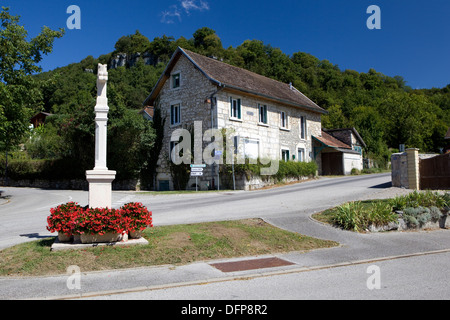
top-left (10, 27), bottom-right (450, 186)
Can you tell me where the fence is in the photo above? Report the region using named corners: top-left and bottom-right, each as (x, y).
top-left (391, 148), bottom-right (450, 190)
top-left (419, 153), bottom-right (450, 190)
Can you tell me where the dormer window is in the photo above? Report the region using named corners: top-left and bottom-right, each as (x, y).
top-left (172, 73), bottom-right (181, 89)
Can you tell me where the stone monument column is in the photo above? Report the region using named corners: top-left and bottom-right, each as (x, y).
top-left (85, 64), bottom-right (116, 208)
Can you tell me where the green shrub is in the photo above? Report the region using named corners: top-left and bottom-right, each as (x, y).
top-left (367, 201), bottom-right (398, 227)
top-left (330, 201), bottom-right (397, 232)
top-left (0, 158), bottom-right (86, 181)
top-left (389, 191), bottom-right (449, 211)
top-left (403, 207), bottom-right (432, 228)
top-left (390, 196), bottom-right (408, 211)
top-left (403, 215), bottom-right (419, 228)
top-left (429, 206), bottom-right (443, 222)
top-left (331, 202), bottom-right (363, 232)
top-left (224, 160), bottom-right (317, 182)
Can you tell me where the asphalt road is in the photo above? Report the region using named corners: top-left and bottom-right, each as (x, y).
top-left (1, 173), bottom-right (450, 300)
top-left (0, 173), bottom-right (392, 250)
top-left (81, 250), bottom-right (450, 300)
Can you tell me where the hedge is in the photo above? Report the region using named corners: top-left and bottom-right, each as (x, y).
top-left (0, 158), bottom-right (85, 181)
top-left (222, 160), bottom-right (318, 182)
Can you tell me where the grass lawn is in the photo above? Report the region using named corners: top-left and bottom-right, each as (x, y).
top-left (0, 218), bottom-right (338, 277)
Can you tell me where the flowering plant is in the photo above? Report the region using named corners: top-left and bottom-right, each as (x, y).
top-left (46, 202), bottom-right (82, 237)
top-left (76, 208), bottom-right (127, 236)
top-left (120, 202), bottom-right (153, 233)
top-left (47, 202), bottom-right (153, 238)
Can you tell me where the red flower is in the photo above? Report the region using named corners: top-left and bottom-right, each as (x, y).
top-left (47, 202), bottom-right (153, 237)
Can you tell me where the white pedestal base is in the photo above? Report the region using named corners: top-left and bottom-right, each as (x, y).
top-left (86, 170), bottom-right (116, 208)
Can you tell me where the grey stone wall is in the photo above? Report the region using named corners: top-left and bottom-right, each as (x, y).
top-left (391, 152), bottom-right (409, 188)
top-left (154, 54), bottom-right (218, 190)
top-left (216, 91), bottom-right (322, 163)
top-left (153, 55), bottom-right (323, 190)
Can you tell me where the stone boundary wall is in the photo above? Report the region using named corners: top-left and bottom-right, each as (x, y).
top-left (0, 178), bottom-right (139, 191)
top-left (391, 148), bottom-right (420, 189)
top-left (391, 148), bottom-right (441, 190)
top-left (220, 173), bottom-right (312, 191)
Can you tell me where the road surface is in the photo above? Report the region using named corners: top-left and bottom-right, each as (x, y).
top-left (0, 173), bottom-right (394, 250)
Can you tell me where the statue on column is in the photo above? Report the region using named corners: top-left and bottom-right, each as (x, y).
top-left (86, 64), bottom-right (116, 208)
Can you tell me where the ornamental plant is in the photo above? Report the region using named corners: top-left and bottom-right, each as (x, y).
top-left (47, 202), bottom-right (153, 238)
top-left (76, 208), bottom-right (127, 236)
top-left (46, 202), bottom-right (82, 237)
top-left (120, 202), bottom-right (153, 233)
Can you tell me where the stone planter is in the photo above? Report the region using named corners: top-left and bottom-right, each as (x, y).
top-left (58, 232), bottom-right (72, 242)
top-left (80, 232), bottom-right (125, 244)
top-left (129, 230), bottom-right (144, 239)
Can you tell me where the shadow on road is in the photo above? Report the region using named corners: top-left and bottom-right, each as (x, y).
top-left (19, 233), bottom-right (51, 240)
top-left (369, 181), bottom-right (392, 189)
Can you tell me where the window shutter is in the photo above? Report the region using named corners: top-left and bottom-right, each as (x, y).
top-left (264, 106), bottom-right (268, 123)
top-left (237, 99), bottom-right (241, 119)
top-left (229, 97), bottom-right (233, 117)
top-left (171, 105), bottom-right (174, 125)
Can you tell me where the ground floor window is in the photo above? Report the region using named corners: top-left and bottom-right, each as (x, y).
top-left (281, 148), bottom-right (290, 162)
top-left (298, 148), bottom-right (305, 162)
top-left (244, 138), bottom-right (259, 159)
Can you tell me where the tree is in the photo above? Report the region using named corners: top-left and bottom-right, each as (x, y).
top-left (0, 6), bottom-right (64, 180)
top-left (114, 30), bottom-right (151, 55)
top-left (321, 105), bottom-right (349, 129)
top-left (147, 35), bottom-right (176, 64)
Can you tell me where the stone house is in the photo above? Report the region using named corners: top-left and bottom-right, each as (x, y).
top-left (314, 128), bottom-right (366, 175)
top-left (143, 47), bottom-right (329, 190)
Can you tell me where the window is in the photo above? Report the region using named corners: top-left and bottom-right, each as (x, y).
top-left (298, 148), bottom-right (305, 162)
top-left (230, 97), bottom-right (241, 119)
top-left (280, 111), bottom-right (288, 129)
top-left (169, 140), bottom-right (183, 163)
top-left (258, 104), bottom-right (268, 124)
top-left (172, 73), bottom-right (180, 89)
top-left (300, 116), bottom-right (307, 139)
top-left (244, 139), bottom-right (259, 160)
top-left (281, 149), bottom-right (290, 162)
top-left (170, 103), bottom-right (181, 125)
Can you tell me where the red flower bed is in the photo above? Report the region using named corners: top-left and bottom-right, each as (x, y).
top-left (121, 202), bottom-right (153, 233)
top-left (46, 202), bottom-right (153, 237)
top-left (46, 202), bottom-right (82, 237)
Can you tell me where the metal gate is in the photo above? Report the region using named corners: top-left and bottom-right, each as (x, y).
top-left (419, 153), bottom-right (450, 190)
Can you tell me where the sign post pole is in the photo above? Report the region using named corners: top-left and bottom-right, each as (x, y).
top-left (190, 164), bottom-right (206, 192)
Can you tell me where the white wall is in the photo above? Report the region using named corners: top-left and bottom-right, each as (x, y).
top-left (343, 153), bottom-right (363, 175)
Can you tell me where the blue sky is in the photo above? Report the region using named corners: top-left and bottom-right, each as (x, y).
top-left (3, 0), bottom-right (449, 89)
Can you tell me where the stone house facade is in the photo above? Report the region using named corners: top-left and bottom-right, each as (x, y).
top-left (143, 47), bottom-right (327, 190)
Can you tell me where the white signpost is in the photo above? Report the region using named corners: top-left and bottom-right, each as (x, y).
top-left (190, 164), bottom-right (206, 191)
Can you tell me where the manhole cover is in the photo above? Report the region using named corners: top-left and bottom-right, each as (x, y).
top-left (210, 257), bottom-right (295, 272)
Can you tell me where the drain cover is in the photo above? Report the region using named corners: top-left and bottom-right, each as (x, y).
top-left (210, 257), bottom-right (295, 272)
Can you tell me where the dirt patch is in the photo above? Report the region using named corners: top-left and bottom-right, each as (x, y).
top-left (207, 224), bottom-right (248, 240)
top-left (165, 232), bottom-right (192, 248)
top-left (239, 218), bottom-right (267, 227)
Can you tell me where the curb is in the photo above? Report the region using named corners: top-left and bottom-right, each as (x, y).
top-left (39, 248), bottom-right (450, 300)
